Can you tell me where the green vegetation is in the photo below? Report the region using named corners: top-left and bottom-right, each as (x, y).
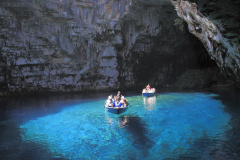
top-left (174, 18), bottom-right (184, 32)
top-left (174, 68), bottom-right (227, 89)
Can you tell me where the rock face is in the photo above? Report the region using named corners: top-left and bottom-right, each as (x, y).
top-left (0, 0), bottom-right (221, 95)
top-left (174, 67), bottom-right (227, 89)
top-left (171, 0), bottom-right (240, 87)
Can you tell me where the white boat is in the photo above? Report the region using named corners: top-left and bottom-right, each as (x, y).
top-left (142, 88), bottom-right (156, 97)
top-left (104, 97), bottom-right (129, 114)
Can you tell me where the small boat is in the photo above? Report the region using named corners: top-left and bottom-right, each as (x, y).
top-left (105, 105), bottom-right (128, 114)
top-left (104, 96), bottom-right (129, 114)
top-left (142, 88), bottom-right (156, 97)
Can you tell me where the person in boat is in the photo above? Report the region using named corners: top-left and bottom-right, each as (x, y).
top-left (116, 91), bottom-right (122, 102)
top-left (120, 96), bottom-right (125, 104)
top-left (116, 96), bottom-right (125, 107)
top-left (106, 95), bottom-right (113, 107)
top-left (146, 84), bottom-right (151, 90)
top-left (112, 96), bottom-right (117, 107)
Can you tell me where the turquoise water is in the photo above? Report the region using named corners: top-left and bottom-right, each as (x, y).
top-left (0, 90), bottom-right (239, 159)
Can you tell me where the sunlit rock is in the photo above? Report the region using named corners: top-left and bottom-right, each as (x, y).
top-left (171, 0), bottom-right (240, 87)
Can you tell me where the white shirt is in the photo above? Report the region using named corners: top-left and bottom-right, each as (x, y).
top-left (106, 99), bottom-right (112, 106)
top-left (120, 99), bottom-right (124, 103)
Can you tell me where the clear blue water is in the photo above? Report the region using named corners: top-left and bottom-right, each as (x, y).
top-left (1, 89), bottom-right (240, 160)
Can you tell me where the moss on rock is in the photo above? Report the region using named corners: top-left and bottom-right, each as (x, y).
top-left (174, 67), bottom-right (227, 89)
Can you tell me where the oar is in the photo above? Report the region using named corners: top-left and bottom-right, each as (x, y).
top-left (126, 99), bottom-right (131, 107)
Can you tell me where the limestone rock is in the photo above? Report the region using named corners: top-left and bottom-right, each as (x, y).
top-left (0, 0), bottom-right (222, 95)
top-left (171, 0), bottom-right (240, 87)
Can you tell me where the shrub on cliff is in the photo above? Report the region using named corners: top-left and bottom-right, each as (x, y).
top-left (174, 67), bottom-right (226, 89)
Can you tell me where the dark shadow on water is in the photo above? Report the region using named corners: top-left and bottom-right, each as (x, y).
top-left (176, 132), bottom-right (239, 160)
top-left (161, 88), bottom-right (240, 160)
top-left (207, 88), bottom-right (240, 160)
top-left (118, 115), bottom-right (155, 157)
top-left (0, 122), bottom-right (69, 160)
top-left (161, 132), bottom-right (232, 160)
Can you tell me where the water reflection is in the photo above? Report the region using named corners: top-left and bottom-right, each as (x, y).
top-left (143, 96), bottom-right (157, 111)
top-left (104, 107), bottom-right (116, 127)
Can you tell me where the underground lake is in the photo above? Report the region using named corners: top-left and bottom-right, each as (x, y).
top-left (0, 88), bottom-right (240, 160)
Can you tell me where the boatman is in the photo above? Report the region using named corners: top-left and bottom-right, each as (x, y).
top-left (146, 84), bottom-right (151, 90)
top-left (116, 91), bottom-right (122, 102)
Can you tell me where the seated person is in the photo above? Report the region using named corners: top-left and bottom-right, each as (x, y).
top-left (106, 96), bottom-right (113, 107)
top-left (116, 96), bottom-right (125, 107)
top-left (121, 96), bottom-right (125, 103)
top-left (112, 96), bottom-right (117, 107)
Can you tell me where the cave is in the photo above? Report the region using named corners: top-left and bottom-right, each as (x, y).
top-left (1, 1), bottom-right (240, 159)
top-left (0, 0), bottom-right (239, 94)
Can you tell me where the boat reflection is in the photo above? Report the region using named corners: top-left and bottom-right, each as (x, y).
top-left (104, 107), bottom-right (124, 128)
top-left (104, 108), bottom-right (115, 127)
top-left (143, 96), bottom-right (157, 111)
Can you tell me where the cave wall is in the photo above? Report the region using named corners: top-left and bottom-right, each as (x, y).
top-left (171, 0), bottom-right (240, 87)
top-left (0, 0), bottom-right (129, 95)
top-left (0, 0), bottom-right (217, 95)
top-left (116, 2), bottom-right (215, 89)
